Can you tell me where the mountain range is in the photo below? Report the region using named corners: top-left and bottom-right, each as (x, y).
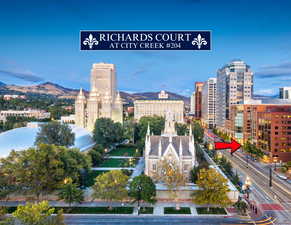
top-left (0, 81), bottom-right (190, 105)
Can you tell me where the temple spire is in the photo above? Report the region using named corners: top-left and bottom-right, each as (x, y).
top-left (189, 124), bottom-right (192, 136)
top-left (162, 111), bottom-right (177, 136)
top-left (147, 123), bottom-right (151, 136)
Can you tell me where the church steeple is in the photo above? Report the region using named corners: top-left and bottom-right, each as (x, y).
top-left (162, 111), bottom-right (177, 136)
top-left (147, 123), bottom-right (151, 136)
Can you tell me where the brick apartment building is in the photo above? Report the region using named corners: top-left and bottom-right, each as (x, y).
top-left (194, 82), bottom-right (204, 119)
top-left (228, 103), bottom-right (291, 162)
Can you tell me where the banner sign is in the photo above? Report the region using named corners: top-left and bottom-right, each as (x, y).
top-left (80, 31), bottom-right (211, 50)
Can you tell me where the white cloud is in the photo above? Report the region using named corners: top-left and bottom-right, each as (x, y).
top-left (255, 88), bottom-right (276, 95)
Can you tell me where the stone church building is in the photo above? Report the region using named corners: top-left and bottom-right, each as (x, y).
top-left (144, 112), bottom-right (196, 180)
top-left (75, 63), bottom-right (123, 131)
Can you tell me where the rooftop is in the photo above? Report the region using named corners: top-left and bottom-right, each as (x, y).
top-left (0, 124), bottom-right (95, 158)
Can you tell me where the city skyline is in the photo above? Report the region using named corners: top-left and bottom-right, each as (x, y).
top-left (1, 0), bottom-right (291, 96)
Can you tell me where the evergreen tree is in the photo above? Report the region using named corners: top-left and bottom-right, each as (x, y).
top-left (58, 178), bottom-right (84, 208)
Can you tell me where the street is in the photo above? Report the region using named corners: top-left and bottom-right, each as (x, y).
top-left (222, 149), bottom-right (291, 225)
top-left (64, 215), bottom-right (248, 225)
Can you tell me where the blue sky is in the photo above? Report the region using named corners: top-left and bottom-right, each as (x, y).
top-left (0, 0), bottom-right (291, 96)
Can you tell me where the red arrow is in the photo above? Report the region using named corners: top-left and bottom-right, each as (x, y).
top-left (214, 139), bottom-right (241, 155)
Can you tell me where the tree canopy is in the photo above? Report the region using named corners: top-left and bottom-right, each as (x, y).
top-left (192, 121), bottom-right (204, 143)
top-left (93, 118), bottom-right (123, 147)
top-left (175, 123), bottom-right (189, 136)
top-left (92, 170), bottom-right (129, 205)
top-left (243, 141), bottom-right (264, 159)
top-left (129, 175), bottom-right (156, 206)
top-left (0, 144), bottom-right (90, 200)
top-left (35, 121), bottom-right (75, 147)
top-left (58, 178), bottom-right (84, 207)
top-left (192, 168), bottom-right (231, 209)
top-left (11, 201), bottom-right (65, 225)
top-left (153, 160), bottom-right (186, 206)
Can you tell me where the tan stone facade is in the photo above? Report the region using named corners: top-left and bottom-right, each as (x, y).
top-left (134, 91), bottom-right (184, 123)
top-left (75, 63), bottom-right (123, 131)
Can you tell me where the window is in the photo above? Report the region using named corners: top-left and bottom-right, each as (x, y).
top-left (152, 164), bottom-right (156, 171)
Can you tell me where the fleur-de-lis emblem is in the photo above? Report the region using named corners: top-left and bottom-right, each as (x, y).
top-left (192, 34), bottom-right (207, 49)
top-left (83, 34), bottom-right (99, 49)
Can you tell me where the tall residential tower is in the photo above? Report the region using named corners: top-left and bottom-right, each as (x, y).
top-left (201, 78), bottom-right (216, 129)
top-left (216, 60), bottom-right (253, 131)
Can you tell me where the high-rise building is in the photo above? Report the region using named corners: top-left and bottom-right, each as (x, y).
top-left (201, 78), bottom-right (216, 129)
top-left (279, 87), bottom-right (291, 100)
top-left (75, 63), bottom-right (123, 131)
top-left (194, 82), bottom-right (204, 119)
top-left (190, 92), bottom-right (195, 115)
top-left (216, 60), bottom-right (253, 131)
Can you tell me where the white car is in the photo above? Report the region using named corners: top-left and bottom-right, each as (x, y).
top-left (277, 174), bottom-right (288, 180)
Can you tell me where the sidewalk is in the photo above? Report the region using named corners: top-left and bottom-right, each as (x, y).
top-left (0, 200), bottom-right (230, 217)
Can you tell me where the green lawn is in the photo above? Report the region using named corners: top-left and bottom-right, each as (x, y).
top-left (164, 207), bottom-right (191, 214)
top-left (99, 158), bottom-right (138, 168)
top-left (99, 158), bottom-right (128, 167)
top-left (107, 146), bottom-right (138, 156)
top-left (196, 207), bottom-right (227, 214)
top-left (139, 207), bottom-right (153, 214)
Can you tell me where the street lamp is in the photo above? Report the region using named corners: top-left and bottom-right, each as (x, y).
top-left (273, 156), bottom-right (278, 171)
top-left (243, 176), bottom-right (252, 199)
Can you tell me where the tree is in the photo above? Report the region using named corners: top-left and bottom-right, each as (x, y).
top-left (58, 178), bottom-right (84, 208)
top-left (0, 144), bottom-right (90, 200)
top-left (58, 147), bottom-right (91, 185)
top-left (93, 118), bottom-right (123, 147)
top-left (234, 200), bottom-right (248, 215)
top-left (153, 160), bottom-right (186, 209)
top-left (190, 163), bottom-right (209, 183)
top-left (192, 121), bottom-right (204, 143)
top-left (35, 121), bottom-right (74, 147)
top-left (0, 145), bottom-right (65, 200)
top-left (0, 206), bottom-right (6, 219)
top-left (92, 170), bottom-right (129, 208)
top-left (122, 119), bottom-right (136, 143)
top-left (137, 116), bottom-right (165, 139)
top-left (135, 116), bottom-right (165, 149)
top-left (0, 171), bottom-right (16, 201)
top-left (192, 168), bottom-right (231, 211)
top-left (11, 201), bottom-right (64, 225)
top-left (243, 141), bottom-right (264, 159)
top-left (129, 175), bottom-right (156, 211)
top-left (88, 145), bottom-right (104, 167)
top-left (175, 123), bottom-right (189, 136)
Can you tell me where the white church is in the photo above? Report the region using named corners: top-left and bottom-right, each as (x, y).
top-left (144, 112), bottom-right (196, 180)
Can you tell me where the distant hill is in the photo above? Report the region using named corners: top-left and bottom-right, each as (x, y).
top-left (0, 82), bottom-right (190, 105)
top-left (0, 81), bottom-right (6, 86)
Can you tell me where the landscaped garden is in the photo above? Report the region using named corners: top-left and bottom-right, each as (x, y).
top-left (107, 145), bottom-right (139, 157)
top-left (196, 207), bottom-right (227, 215)
top-left (139, 207), bottom-right (154, 214)
top-left (164, 207), bottom-right (191, 214)
top-left (4, 207), bottom-right (134, 214)
top-left (99, 158), bottom-right (138, 168)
